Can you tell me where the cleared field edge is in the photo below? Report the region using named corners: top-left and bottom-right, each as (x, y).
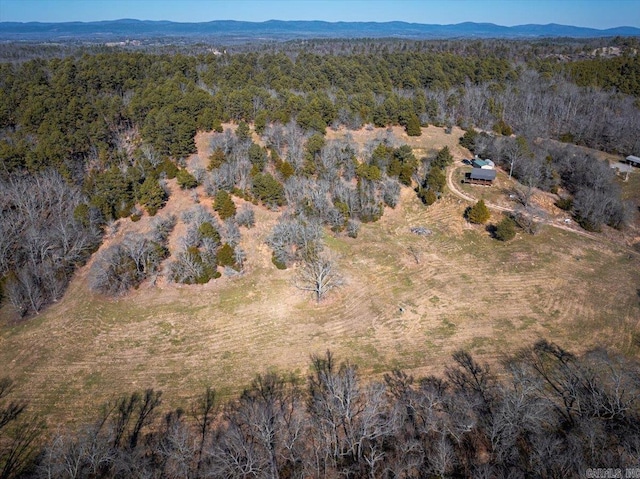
top-left (1, 126), bottom-right (639, 425)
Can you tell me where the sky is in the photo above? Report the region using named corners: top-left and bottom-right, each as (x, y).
top-left (0, 0), bottom-right (639, 29)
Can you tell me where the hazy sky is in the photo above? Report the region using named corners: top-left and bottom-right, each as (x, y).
top-left (1, 0), bottom-right (639, 29)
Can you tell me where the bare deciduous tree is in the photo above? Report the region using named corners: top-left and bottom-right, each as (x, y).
top-left (295, 255), bottom-right (342, 303)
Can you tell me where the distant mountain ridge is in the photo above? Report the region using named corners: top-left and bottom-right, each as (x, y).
top-left (1, 19), bottom-right (639, 42)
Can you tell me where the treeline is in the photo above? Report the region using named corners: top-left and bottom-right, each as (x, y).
top-left (568, 50), bottom-right (640, 97)
top-left (0, 172), bottom-right (101, 316)
top-left (2, 46), bottom-right (639, 182)
top-left (2, 341), bottom-right (638, 478)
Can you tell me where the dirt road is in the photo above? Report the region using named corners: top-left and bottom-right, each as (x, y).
top-left (445, 162), bottom-right (601, 241)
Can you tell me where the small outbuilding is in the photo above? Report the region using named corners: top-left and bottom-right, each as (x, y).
top-left (472, 157), bottom-right (494, 169)
top-left (472, 159), bottom-right (487, 169)
top-left (626, 155), bottom-right (640, 167)
top-left (468, 168), bottom-right (497, 185)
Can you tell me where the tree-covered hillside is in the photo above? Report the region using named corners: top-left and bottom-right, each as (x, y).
top-left (0, 39), bottom-right (638, 315)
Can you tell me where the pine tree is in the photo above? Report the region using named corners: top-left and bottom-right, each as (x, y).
top-left (495, 215), bottom-right (516, 241)
top-left (236, 121), bottom-right (251, 142)
top-left (252, 173), bottom-right (285, 206)
top-left (214, 190), bottom-right (236, 220)
top-left (217, 243), bottom-right (236, 268)
top-left (467, 199), bottom-right (491, 224)
top-left (405, 113), bottom-right (422, 136)
top-left (176, 169), bottom-right (198, 189)
top-left (459, 128), bottom-right (478, 151)
top-left (138, 176), bottom-right (167, 216)
top-left (433, 146), bottom-right (453, 169)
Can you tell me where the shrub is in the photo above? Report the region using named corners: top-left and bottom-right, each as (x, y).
top-left (559, 132), bottom-right (575, 143)
top-left (555, 197), bottom-right (573, 211)
top-left (495, 216), bottom-right (516, 241)
top-left (467, 199), bottom-right (490, 224)
top-left (346, 219), bottom-right (360, 238)
top-left (418, 188), bottom-right (437, 206)
top-left (271, 253), bottom-right (287, 270)
top-left (383, 180), bottom-right (401, 208)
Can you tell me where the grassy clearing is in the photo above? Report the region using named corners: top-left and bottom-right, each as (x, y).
top-left (2, 127), bottom-right (640, 425)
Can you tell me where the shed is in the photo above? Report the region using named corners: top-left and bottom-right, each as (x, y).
top-left (626, 155), bottom-right (640, 167)
top-left (468, 168), bottom-right (497, 185)
top-left (472, 158), bottom-right (494, 169)
top-left (472, 158), bottom-right (488, 168)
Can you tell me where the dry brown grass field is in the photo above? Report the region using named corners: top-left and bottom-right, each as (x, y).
top-left (1, 125), bottom-right (639, 426)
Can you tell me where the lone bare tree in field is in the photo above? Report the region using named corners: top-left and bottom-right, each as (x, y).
top-left (295, 255), bottom-right (342, 303)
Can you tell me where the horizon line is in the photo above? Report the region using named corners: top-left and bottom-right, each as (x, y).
top-left (1, 19), bottom-right (639, 31)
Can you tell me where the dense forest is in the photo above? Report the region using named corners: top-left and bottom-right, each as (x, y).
top-left (1, 341), bottom-right (639, 478)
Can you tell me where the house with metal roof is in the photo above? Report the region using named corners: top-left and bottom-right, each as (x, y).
top-left (626, 155), bottom-right (640, 167)
top-left (468, 168), bottom-right (497, 185)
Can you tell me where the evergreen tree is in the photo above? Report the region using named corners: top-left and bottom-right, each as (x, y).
top-left (459, 127), bottom-right (478, 151)
top-left (236, 121), bottom-right (251, 142)
top-left (405, 113), bottom-right (422, 136)
top-left (214, 190), bottom-right (236, 220)
top-left (248, 143), bottom-right (267, 172)
top-left (212, 118), bottom-right (224, 133)
top-left (356, 163), bottom-right (382, 181)
top-left (426, 166), bottom-right (446, 193)
top-left (198, 222), bottom-right (221, 243)
top-left (208, 148), bottom-right (226, 171)
top-left (176, 169), bottom-right (198, 189)
top-left (254, 110), bottom-right (267, 135)
top-left (495, 215), bottom-right (516, 241)
top-left (433, 146), bottom-right (453, 169)
top-left (138, 177), bottom-right (167, 216)
top-left (217, 243), bottom-right (236, 268)
top-left (467, 199), bottom-right (491, 224)
top-left (277, 160), bottom-right (295, 180)
top-left (417, 187), bottom-right (437, 206)
top-left (252, 173), bottom-right (285, 206)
